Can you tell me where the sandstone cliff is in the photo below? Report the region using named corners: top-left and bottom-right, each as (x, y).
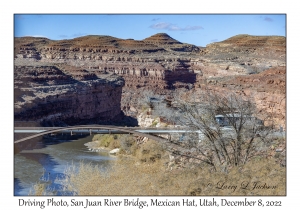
top-left (195, 66), bottom-right (286, 128)
top-left (15, 34), bottom-right (285, 91)
top-left (14, 33), bottom-right (286, 127)
top-left (14, 33), bottom-right (200, 92)
top-left (14, 62), bottom-right (124, 126)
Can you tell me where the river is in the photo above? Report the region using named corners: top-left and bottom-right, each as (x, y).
top-left (14, 135), bottom-right (114, 196)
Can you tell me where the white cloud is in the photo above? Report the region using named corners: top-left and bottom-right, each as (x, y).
top-left (25, 35), bottom-right (48, 38)
top-left (72, 33), bottom-right (87, 37)
top-left (264, 17), bottom-right (273, 22)
top-left (150, 22), bottom-right (172, 30)
top-left (150, 22), bottom-right (203, 31)
top-left (151, 18), bottom-right (160, 21)
top-left (59, 35), bottom-right (69, 38)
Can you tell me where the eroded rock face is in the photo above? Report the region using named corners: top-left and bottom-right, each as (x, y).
top-left (15, 34), bottom-right (285, 92)
top-left (195, 66), bottom-right (286, 128)
top-left (14, 34), bottom-right (201, 92)
top-left (14, 63), bottom-right (124, 126)
top-left (193, 35), bottom-right (286, 128)
top-left (209, 37), bottom-right (285, 66)
top-left (14, 33), bottom-right (286, 127)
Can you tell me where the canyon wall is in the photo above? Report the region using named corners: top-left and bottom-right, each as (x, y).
top-left (195, 66), bottom-right (286, 128)
top-left (15, 34), bottom-right (285, 92)
top-left (14, 33), bottom-right (286, 127)
top-left (14, 34), bottom-right (200, 93)
top-left (14, 63), bottom-right (124, 126)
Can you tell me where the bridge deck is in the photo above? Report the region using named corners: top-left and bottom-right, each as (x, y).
top-left (14, 125), bottom-right (191, 144)
top-left (14, 126), bottom-right (187, 131)
top-left (14, 126), bottom-right (190, 135)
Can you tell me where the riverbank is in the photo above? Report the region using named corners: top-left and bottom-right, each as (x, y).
top-left (84, 141), bottom-right (110, 152)
top-left (25, 131), bottom-right (286, 196)
top-left (42, 152), bottom-right (286, 196)
top-left (84, 134), bottom-right (127, 157)
top-left (15, 135), bottom-right (114, 196)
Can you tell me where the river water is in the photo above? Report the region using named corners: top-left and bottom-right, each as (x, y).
top-left (14, 135), bottom-right (114, 196)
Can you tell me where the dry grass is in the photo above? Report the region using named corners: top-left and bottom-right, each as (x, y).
top-left (29, 181), bottom-right (56, 196)
top-left (51, 138), bottom-right (285, 196)
top-left (118, 134), bottom-right (138, 155)
top-left (31, 137), bottom-right (286, 196)
top-left (29, 183), bottom-right (47, 195)
top-left (53, 157), bottom-right (285, 196)
top-left (135, 140), bottom-right (167, 163)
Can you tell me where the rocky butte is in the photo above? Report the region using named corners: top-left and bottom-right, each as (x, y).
top-left (14, 33), bottom-right (286, 128)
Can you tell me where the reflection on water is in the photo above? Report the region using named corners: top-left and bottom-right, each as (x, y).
top-left (14, 135), bottom-right (114, 196)
top-left (14, 178), bottom-right (24, 196)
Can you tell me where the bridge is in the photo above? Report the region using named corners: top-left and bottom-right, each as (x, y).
top-left (14, 125), bottom-right (192, 144)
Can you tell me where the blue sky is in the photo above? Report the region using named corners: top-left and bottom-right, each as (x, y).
top-left (14, 14), bottom-right (286, 47)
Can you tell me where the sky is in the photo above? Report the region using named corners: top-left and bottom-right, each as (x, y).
top-left (14, 14), bottom-right (286, 47)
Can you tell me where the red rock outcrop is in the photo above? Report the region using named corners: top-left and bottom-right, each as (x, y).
top-left (14, 33), bottom-right (286, 127)
top-left (205, 34), bottom-right (285, 58)
top-left (14, 33), bottom-right (200, 94)
top-left (14, 63), bottom-right (124, 126)
top-left (195, 66), bottom-right (286, 128)
top-left (191, 35), bottom-right (286, 127)
top-left (194, 35), bottom-right (286, 78)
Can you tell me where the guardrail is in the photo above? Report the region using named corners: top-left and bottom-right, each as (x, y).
top-left (14, 126), bottom-right (188, 131)
top-left (14, 125), bottom-right (183, 144)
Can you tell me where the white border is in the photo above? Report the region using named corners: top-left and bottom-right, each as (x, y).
top-left (3, 1), bottom-right (297, 209)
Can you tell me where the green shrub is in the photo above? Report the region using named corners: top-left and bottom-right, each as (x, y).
top-left (92, 134), bottom-right (121, 149)
top-left (151, 121), bottom-right (158, 127)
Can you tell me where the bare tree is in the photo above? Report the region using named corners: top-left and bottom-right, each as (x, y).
top-left (121, 88), bottom-right (164, 116)
top-left (162, 89), bottom-right (274, 171)
top-left (138, 89), bottom-right (165, 109)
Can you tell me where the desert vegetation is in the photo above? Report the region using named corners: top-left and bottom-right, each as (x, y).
top-left (30, 140), bottom-right (285, 196)
top-left (30, 89), bottom-right (285, 196)
top-left (160, 89), bottom-right (276, 171)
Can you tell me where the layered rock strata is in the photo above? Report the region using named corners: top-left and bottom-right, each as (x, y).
top-left (195, 66), bottom-right (286, 128)
top-left (15, 34), bottom-right (285, 91)
top-left (14, 63), bottom-right (124, 126)
top-left (14, 34), bottom-right (200, 93)
top-left (14, 33), bottom-right (286, 127)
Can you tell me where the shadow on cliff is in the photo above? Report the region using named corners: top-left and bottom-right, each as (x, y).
top-left (14, 112), bottom-right (138, 153)
top-left (40, 111), bottom-right (138, 127)
top-left (165, 70), bottom-right (197, 90)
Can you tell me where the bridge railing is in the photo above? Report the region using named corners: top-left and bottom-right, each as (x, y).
top-left (14, 126), bottom-right (188, 131)
top-left (14, 127), bottom-right (64, 130)
top-left (14, 125), bottom-right (178, 144)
